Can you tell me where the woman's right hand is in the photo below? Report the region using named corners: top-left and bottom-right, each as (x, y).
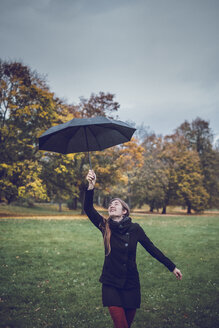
top-left (86, 170), bottom-right (96, 190)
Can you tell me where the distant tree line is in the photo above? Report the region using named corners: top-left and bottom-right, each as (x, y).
top-left (1, 60), bottom-right (219, 213)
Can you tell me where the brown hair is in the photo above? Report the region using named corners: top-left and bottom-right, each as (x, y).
top-left (100, 198), bottom-right (130, 256)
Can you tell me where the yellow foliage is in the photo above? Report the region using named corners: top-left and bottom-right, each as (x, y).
top-left (18, 186), bottom-right (25, 197)
top-left (0, 163), bottom-right (10, 169)
top-left (66, 153), bottom-right (76, 160)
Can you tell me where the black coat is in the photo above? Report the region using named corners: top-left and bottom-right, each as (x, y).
top-left (84, 189), bottom-right (176, 289)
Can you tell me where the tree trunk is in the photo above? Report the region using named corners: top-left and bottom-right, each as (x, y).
top-left (150, 200), bottom-right (154, 213)
top-left (72, 198), bottom-right (77, 210)
top-left (80, 190), bottom-right (85, 215)
top-left (127, 195), bottom-right (131, 209)
top-left (59, 201), bottom-right (62, 212)
top-left (187, 204), bottom-right (192, 214)
top-left (162, 205), bottom-right (166, 214)
top-left (103, 196), bottom-right (110, 208)
top-left (150, 205), bottom-right (154, 213)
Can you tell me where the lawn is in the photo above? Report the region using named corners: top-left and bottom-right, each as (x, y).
top-left (0, 214), bottom-right (218, 328)
top-left (0, 203), bottom-right (81, 217)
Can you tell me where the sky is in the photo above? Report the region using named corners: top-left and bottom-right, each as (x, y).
top-left (0, 0), bottom-right (219, 140)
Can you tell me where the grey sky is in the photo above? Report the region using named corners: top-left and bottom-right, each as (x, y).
top-left (0, 0), bottom-right (219, 139)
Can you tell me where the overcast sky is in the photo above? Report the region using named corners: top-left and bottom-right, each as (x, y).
top-left (0, 0), bottom-right (219, 139)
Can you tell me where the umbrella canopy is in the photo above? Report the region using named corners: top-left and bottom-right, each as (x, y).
top-left (38, 116), bottom-right (136, 167)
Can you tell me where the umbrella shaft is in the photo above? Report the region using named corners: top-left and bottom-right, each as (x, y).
top-left (84, 126), bottom-right (92, 169)
top-left (88, 151), bottom-right (92, 170)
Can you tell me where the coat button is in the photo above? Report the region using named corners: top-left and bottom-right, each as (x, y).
top-left (126, 232), bottom-right (129, 235)
top-left (119, 225), bottom-right (123, 229)
top-left (125, 243), bottom-right (128, 247)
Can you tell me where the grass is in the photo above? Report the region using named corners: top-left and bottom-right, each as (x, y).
top-left (1, 202), bottom-right (218, 217)
top-left (0, 214), bottom-right (219, 328)
top-left (0, 203), bottom-right (81, 217)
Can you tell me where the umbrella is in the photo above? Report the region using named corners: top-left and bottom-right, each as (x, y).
top-left (38, 116), bottom-right (136, 168)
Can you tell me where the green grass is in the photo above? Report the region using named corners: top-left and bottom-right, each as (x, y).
top-left (0, 215), bottom-right (219, 328)
top-left (0, 203), bottom-right (82, 216)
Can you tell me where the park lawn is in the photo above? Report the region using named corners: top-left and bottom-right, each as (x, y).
top-left (0, 215), bottom-right (218, 328)
top-left (0, 203), bottom-right (81, 217)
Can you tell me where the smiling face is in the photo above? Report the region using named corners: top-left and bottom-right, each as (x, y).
top-left (108, 199), bottom-right (127, 219)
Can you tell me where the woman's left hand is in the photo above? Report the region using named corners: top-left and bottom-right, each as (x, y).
top-left (173, 267), bottom-right (182, 280)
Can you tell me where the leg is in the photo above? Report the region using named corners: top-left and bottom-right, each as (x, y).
top-left (108, 306), bottom-right (128, 328)
top-left (125, 308), bottom-right (136, 328)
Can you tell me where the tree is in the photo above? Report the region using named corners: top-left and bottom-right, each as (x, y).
top-left (130, 133), bottom-right (176, 214)
top-left (40, 153), bottom-right (79, 211)
top-left (78, 92), bottom-right (120, 118)
top-left (106, 137), bottom-right (145, 208)
top-left (0, 60), bottom-right (61, 203)
top-left (176, 118), bottom-right (219, 208)
top-left (160, 134), bottom-right (209, 213)
top-left (133, 132), bottom-right (209, 214)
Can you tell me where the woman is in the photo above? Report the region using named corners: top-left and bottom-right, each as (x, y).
top-left (84, 170), bottom-right (182, 328)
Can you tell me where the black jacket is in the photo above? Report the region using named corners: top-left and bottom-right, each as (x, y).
top-left (84, 189), bottom-right (176, 289)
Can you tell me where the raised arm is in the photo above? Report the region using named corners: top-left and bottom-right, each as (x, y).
top-left (84, 170), bottom-right (105, 230)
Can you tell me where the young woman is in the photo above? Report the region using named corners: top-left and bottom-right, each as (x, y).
top-left (84, 170), bottom-right (182, 328)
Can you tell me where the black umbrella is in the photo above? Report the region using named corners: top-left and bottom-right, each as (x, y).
top-left (38, 116), bottom-right (136, 168)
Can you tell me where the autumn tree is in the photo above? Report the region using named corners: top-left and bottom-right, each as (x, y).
top-left (176, 118), bottom-right (219, 208)
top-left (105, 137), bottom-right (145, 208)
top-left (0, 60), bottom-right (60, 203)
top-left (161, 134), bottom-right (209, 213)
top-left (78, 92), bottom-right (120, 118)
top-left (40, 153), bottom-right (80, 211)
top-left (132, 134), bottom-right (167, 212)
top-left (133, 132), bottom-right (209, 214)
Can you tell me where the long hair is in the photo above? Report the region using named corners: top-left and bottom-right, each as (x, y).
top-left (100, 198), bottom-right (130, 256)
